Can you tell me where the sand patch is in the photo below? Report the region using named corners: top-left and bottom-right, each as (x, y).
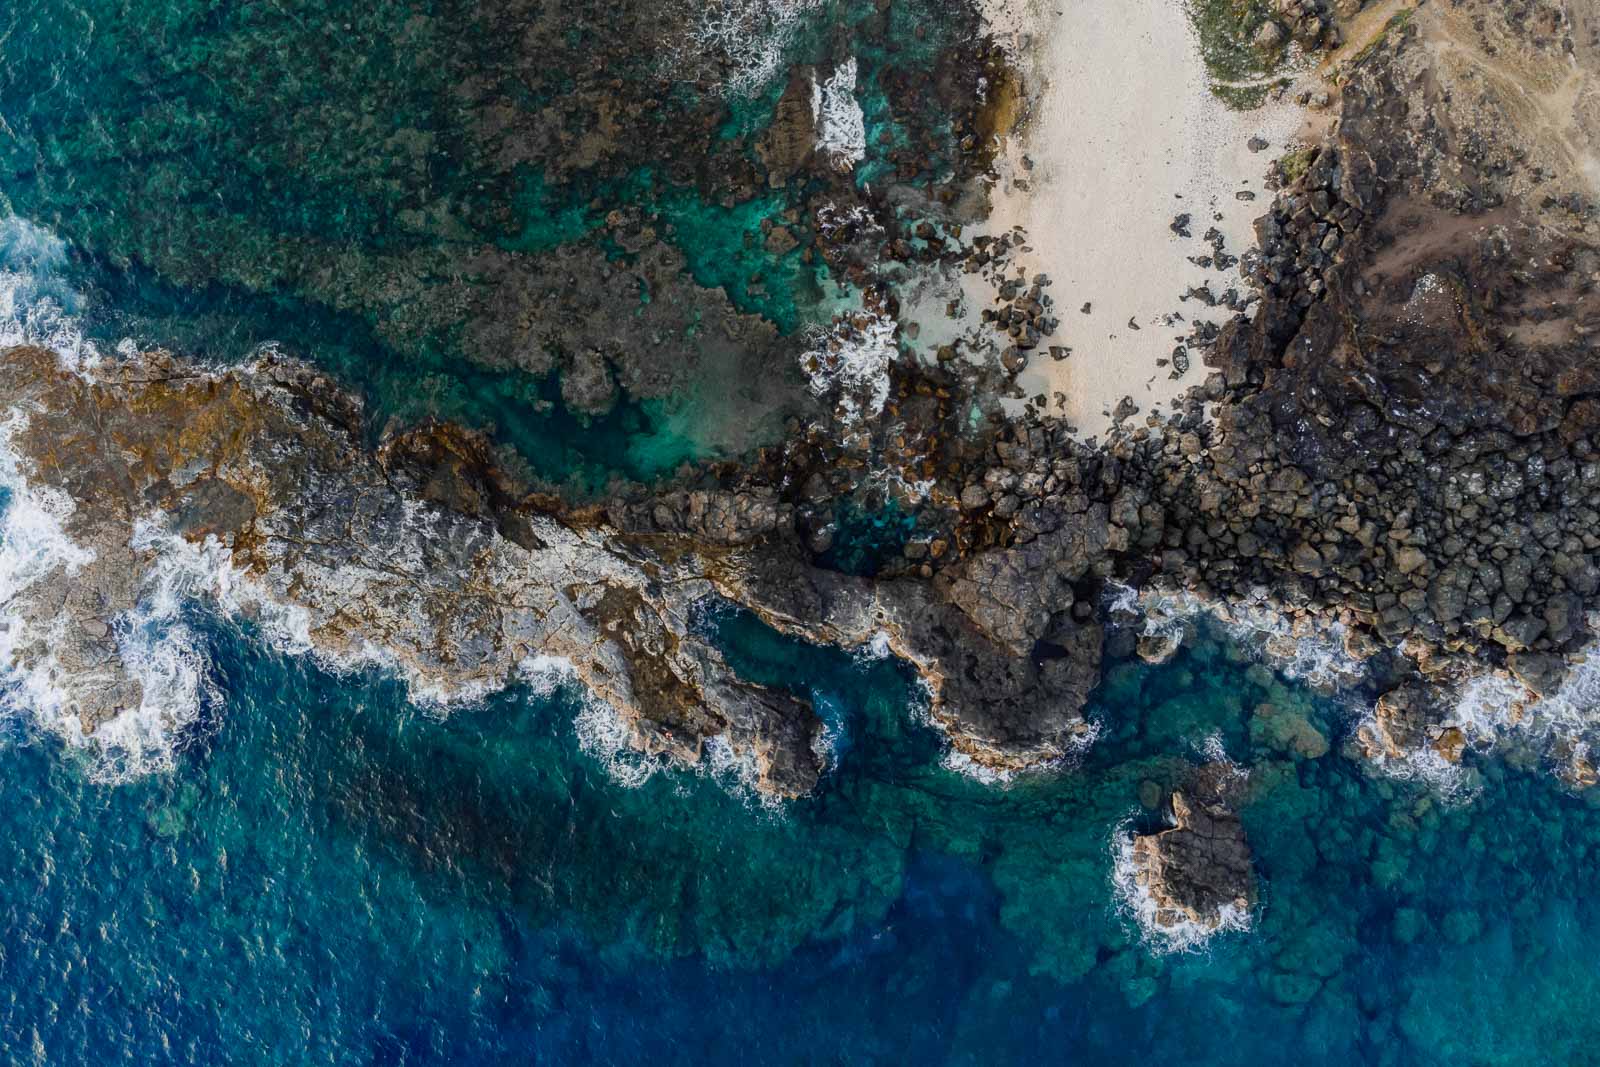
top-left (979, 0), bottom-right (1310, 436)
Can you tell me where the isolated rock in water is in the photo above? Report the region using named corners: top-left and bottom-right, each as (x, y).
top-left (1128, 779), bottom-right (1256, 935)
top-left (1136, 628), bottom-right (1183, 666)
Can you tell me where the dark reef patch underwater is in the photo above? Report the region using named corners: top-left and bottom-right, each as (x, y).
top-left (2, 0), bottom-right (1600, 1063)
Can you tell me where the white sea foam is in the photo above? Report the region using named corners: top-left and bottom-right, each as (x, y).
top-left (938, 717), bottom-right (1103, 786)
top-left (0, 215), bottom-right (102, 374)
top-left (518, 654), bottom-right (579, 696)
top-left (1109, 815), bottom-right (1253, 955)
top-left (0, 219), bottom-right (217, 777)
top-left (701, 732), bottom-right (788, 813)
top-left (800, 308), bottom-right (900, 423)
top-left (813, 58), bottom-right (866, 170)
top-left (808, 690), bottom-right (847, 771)
top-left (1105, 581), bottom-right (1369, 689)
top-left (686, 0), bottom-right (826, 97)
top-left (1193, 731), bottom-right (1249, 787)
top-left (1379, 624), bottom-right (1600, 789)
top-left (130, 515), bottom-right (525, 715)
top-left (860, 629), bottom-right (895, 661)
top-left (815, 202), bottom-right (881, 243)
top-left (131, 520), bottom-right (315, 659)
top-left (863, 466), bottom-right (938, 505)
top-left (572, 696), bottom-right (662, 789)
top-left (0, 411), bottom-right (99, 739)
top-left (91, 580), bottom-right (220, 784)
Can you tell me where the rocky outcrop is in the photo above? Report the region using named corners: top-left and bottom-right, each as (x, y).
top-left (0, 344), bottom-right (1109, 792)
top-left (0, 346), bottom-right (832, 795)
top-left (1357, 685), bottom-right (1469, 766)
top-left (559, 348), bottom-right (619, 417)
top-left (757, 67), bottom-right (819, 187)
top-left (1127, 769), bottom-right (1256, 935)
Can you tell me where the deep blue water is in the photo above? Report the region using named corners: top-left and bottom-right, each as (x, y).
top-left (5, 598), bottom-right (1600, 1065)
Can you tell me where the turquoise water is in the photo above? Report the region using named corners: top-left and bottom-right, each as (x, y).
top-left (7, 585), bottom-right (1600, 1063)
top-left (2, 0), bottom-right (1597, 1062)
top-left (0, 0), bottom-right (974, 492)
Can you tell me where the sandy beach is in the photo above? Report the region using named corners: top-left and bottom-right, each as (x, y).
top-left (980, 0), bottom-right (1311, 437)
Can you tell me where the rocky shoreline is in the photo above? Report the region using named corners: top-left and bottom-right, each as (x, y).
top-left (0, 343), bottom-right (1115, 798)
top-left (1, 0), bottom-right (1597, 942)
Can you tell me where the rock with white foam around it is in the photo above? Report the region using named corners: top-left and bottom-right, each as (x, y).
top-left (1128, 774), bottom-right (1256, 937)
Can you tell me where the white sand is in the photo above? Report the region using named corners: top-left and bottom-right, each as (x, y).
top-left (980, 0), bottom-right (1310, 436)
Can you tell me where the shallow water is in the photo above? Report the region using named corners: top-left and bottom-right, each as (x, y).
top-left (2, 0), bottom-right (1597, 1062)
top-left (0, 0), bottom-right (973, 493)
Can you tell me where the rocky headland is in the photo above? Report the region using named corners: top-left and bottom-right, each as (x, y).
top-left (0, 344), bottom-right (1111, 797)
top-left (1, 0), bottom-right (1598, 942)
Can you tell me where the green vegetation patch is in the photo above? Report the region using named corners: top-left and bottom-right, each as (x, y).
top-left (1186, 0), bottom-right (1280, 85)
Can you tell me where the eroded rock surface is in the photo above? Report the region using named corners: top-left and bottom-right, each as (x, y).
top-left (1128, 769), bottom-right (1257, 937)
top-left (0, 344), bottom-right (1104, 792)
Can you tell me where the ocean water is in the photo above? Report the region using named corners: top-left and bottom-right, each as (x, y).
top-left (7, 589), bottom-right (1600, 1065)
top-left (2, 1), bottom-right (1598, 1063)
top-left (0, 0), bottom-right (974, 493)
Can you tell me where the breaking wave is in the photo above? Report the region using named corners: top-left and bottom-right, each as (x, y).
top-left (0, 414), bottom-right (221, 781)
top-left (938, 718), bottom-right (1103, 786)
top-left (813, 58), bottom-right (866, 170)
top-left (683, 0), bottom-right (826, 97)
top-left (0, 412), bottom-right (99, 738)
top-left (571, 688), bottom-right (667, 791)
top-left (0, 215), bottom-right (103, 373)
top-left (1106, 581), bottom-right (1369, 689)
